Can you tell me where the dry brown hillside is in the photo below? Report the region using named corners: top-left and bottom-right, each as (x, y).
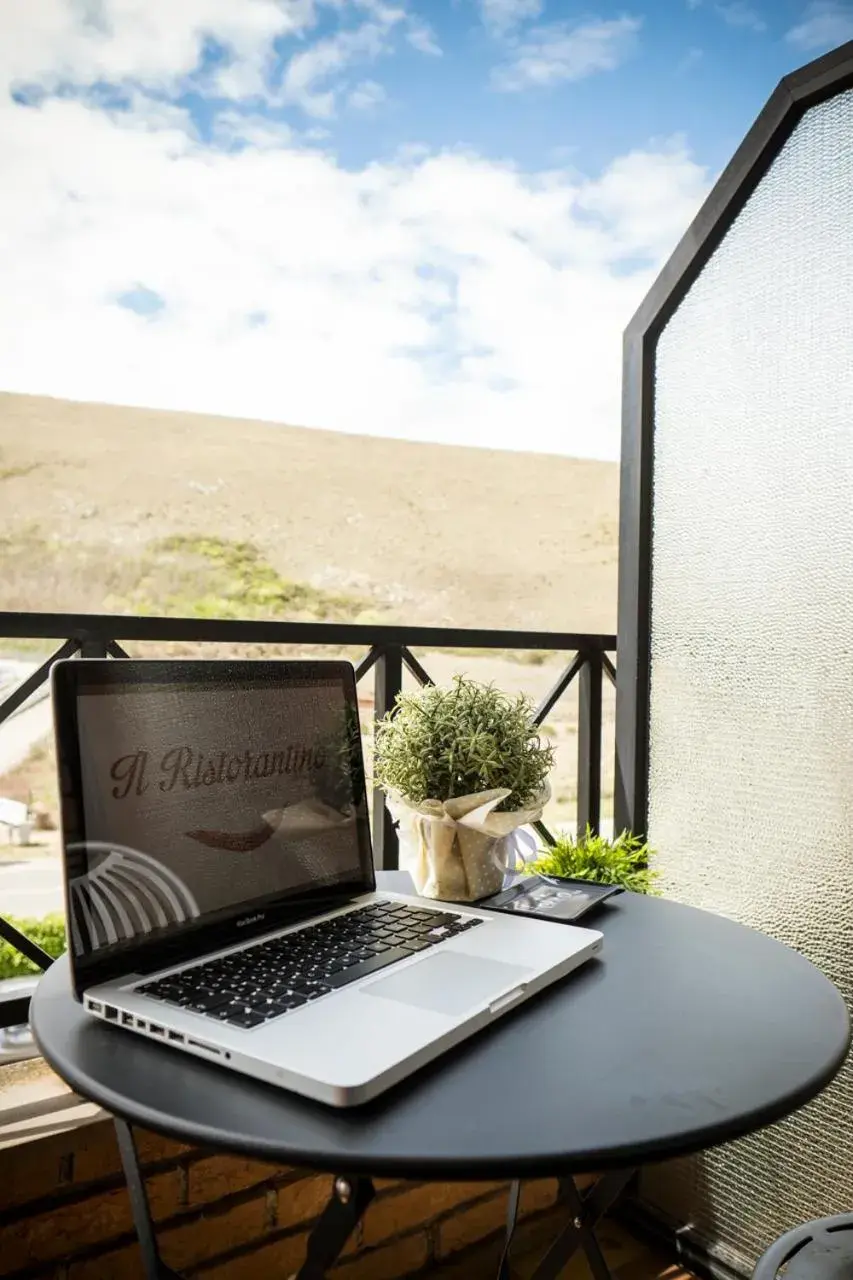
top-left (0, 392), bottom-right (618, 635)
top-left (0, 392), bottom-right (621, 831)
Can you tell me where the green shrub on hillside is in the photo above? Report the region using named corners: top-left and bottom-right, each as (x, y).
top-left (0, 527), bottom-right (370, 627)
top-left (0, 915), bottom-right (66, 981)
top-left (122, 535), bottom-right (365, 621)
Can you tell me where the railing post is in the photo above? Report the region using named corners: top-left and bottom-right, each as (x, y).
top-left (372, 644), bottom-right (403, 871)
top-left (79, 632), bottom-right (108, 658)
top-left (577, 651), bottom-right (603, 836)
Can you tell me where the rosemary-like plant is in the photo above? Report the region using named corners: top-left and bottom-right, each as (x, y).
top-left (374, 675), bottom-right (553, 812)
top-left (529, 826), bottom-right (659, 894)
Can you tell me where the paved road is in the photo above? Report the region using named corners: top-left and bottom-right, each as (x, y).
top-left (0, 699), bottom-right (52, 776)
top-left (0, 858), bottom-right (64, 918)
top-left (0, 661), bottom-right (52, 776)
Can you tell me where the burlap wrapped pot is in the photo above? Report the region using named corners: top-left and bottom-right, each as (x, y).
top-left (385, 784), bottom-right (550, 902)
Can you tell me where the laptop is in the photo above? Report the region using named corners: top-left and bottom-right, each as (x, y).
top-left (51, 658), bottom-right (603, 1107)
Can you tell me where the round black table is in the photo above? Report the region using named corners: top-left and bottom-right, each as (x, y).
top-left (32, 877), bottom-right (850, 1280)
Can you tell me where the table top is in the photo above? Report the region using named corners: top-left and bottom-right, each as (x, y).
top-left (32, 874), bottom-right (850, 1181)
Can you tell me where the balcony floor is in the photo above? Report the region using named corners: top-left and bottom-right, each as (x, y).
top-left (424, 1210), bottom-right (693, 1278)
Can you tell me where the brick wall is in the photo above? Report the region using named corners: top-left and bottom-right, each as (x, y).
top-left (0, 1118), bottom-right (584, 1278)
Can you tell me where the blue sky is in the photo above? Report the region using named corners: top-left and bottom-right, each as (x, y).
top-left (0, 0), bottom-right (851, 459)
top-left (288, 0), bottom-right (845, 174)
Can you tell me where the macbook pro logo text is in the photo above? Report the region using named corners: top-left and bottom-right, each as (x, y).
top-left (236, 913), bottom-right (266, 928)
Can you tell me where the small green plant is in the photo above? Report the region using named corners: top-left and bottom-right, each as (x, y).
top-left (374, 675), bottom-right (553, 812)
top-left (0, 915), bottom-right (67, 981)
top-left (529, 826), bottom-right (659, 894)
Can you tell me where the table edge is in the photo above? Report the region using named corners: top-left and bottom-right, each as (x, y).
top-left (32, 1004), bottom-right (850, 1180)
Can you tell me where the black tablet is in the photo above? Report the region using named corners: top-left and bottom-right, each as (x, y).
top-left (477, 874), bottom-right (623, 922)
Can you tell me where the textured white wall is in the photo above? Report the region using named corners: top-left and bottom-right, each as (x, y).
top-left (640, 87), bottom-right (853, 1272)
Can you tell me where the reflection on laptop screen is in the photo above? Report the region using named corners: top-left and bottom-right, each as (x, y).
top-left (65, 673), bottom-right (368, 959)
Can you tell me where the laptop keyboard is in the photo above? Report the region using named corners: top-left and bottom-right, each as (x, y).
top-left (136, 901), bottom-right (484, 1029)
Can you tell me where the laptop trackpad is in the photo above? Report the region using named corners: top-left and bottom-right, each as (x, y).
top-left (361, 951), bottom-right (534, 1017)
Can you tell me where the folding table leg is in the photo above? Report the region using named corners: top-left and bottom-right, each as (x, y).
top-left (115, 1124), bottom-right (371, 1280)
top-left (531, 1170), bottom-right (638, 1280)
top-left (295, 1175), bottom-right (376, 1279)
top-left (114, 1119), bottom-right (183, 1280)
top-left (500, 1170), bottom-right (637, 1280)
top-left (497, 1180), bottom-right (522, 1279)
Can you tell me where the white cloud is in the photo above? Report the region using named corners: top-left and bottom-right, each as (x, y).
top-left (0, 0), bottom-right (314, 99)
top-left (0, 0), bottom-right (433, 118)
top-left (0, 4), bottom-right (710, 461)
top-left (714, 2), bottom-right (767, 32)
top-left (786, 0), bottom-right (853, 49)
top-left (282, 19), bottom-right (397, 117)
top-left (491, 16), bottom-right (642, 92)
top-left (348, 78), bottom-right (387, 110)
top-left (573, 137), bottom-right (707, 260)
top-left (479, 0), bottom-right (544, 38)
top-left (406, 19), bottom-right (442, 55)
top-left (211, 109), bottom-right (293, 150)
top-left (0, 99), bottom-right (708, 459)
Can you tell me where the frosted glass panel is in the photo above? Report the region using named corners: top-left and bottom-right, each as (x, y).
top-left (641, 88), bottom-right (853, 1272)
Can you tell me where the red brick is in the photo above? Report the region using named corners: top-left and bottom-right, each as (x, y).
top-left (373, 1176), bottom-right (406, 1192)
top-left (59, 1122), bottom-right (123, 1188)
top-left (332, 1229), bottom-right (430, 1279)
top-left (132, 1129), bottom-right (195, 1168)
top-left (69, 1242), bottom-right (142, 1280)
top-left (423, 1234), bottom-right (505, 1278)
top-left (0, 1118), bottom-right (194, 1217)
top-left (0, 1132), bottom-right (74, 1211)
top-left (163, 1195), bottom-right (269, 1271)
top-left (186, 1154), bottom-right (281, 1206)
top-left (63, 1120), bottom-right (193, 1190)
top-left (277, 1174), bottom-right (335, 1227)
top-left (195, 1229), bottom-right (310, 1279)
top-left (0, 1168), bottom-right (183, 1271)
top-left (510, 1203), bottom-right (574, 1265)
top-left (429, 1199), bottom-right (576, 1278)
top-left (519, 1178), bottom-right (560, 1217)
top-left (436, 1191), bottom-right (508, 1258)
top-left (362, 1181), bottom-right (503, 1247)
top-left (428, 1209), bottom-right (571, 1280)
top-left (0, 1120), bottom-right (115, 1211)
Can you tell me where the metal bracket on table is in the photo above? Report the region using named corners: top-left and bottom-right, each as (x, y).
top-left (499, 1169), bottom-right (637, 1280)
top-left (295, 1174), bottom-right (375, 1278)
top-left (115, 1118), bottom-right (374, 1280)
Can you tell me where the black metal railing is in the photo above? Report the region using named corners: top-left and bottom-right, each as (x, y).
top-left (0, 611), bottom-right (616, 1032)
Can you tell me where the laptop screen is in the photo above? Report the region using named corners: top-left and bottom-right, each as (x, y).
top-left (53, 661), bottom-right (374, 988)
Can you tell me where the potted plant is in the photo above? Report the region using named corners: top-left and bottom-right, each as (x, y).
top-left (373, 675), bottom-right (553, 901)
top-left (527, 826), bottom-right (659, 894)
